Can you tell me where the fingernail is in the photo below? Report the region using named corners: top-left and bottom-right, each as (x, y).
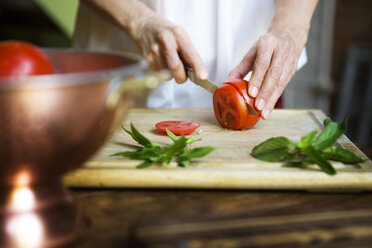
top-left (176, 76), bottom-right (186, 84)
top-left (256, 99), bottom-right (265, 111)
top-left (262, 109), bottom-right (270, 119)
top-left (198, 70), bottom-right (208, 80)
top-left (249, 86), bottom-right (258, 97)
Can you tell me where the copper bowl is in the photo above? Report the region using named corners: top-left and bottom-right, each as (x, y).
top-left (0, 49), bottom-right (168, 247)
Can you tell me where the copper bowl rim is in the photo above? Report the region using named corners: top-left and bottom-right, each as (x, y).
top-left (0, 49), bottom-right (147, 90)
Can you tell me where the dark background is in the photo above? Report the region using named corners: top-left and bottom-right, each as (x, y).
top-left (330, 0), bottom-right (372, 146)
top-left (0, 0), bottom-right (70, 48)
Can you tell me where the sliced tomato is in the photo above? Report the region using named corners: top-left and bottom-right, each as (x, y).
top-left (155, 120), bottom-right (201, 135)
top-left (213, 79), bottom-right (260, 130)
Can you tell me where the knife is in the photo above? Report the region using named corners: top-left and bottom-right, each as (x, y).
top-left (184, 66), bottom-right (258, 115)
top-left (184, 66), bottom-right (218, 94)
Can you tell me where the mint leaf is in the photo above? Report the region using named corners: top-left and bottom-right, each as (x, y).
top-left (178, 160), bottom-right (190, 167)
top-left (186, 136), bottom-right (202, 144)
top-left (251, 137), bottom-right (293, 162)
top-left (178, 147), bottom-right (215, 161)
top-left (163, 135), bottom-right (188, 164)
top-left (302, 146), bottom-right (336, 175)
top-left (313, 117), bottom-right (347, 151)
top-left (113, 147), bottom-right (164, 161)
top-left (298, 130), bottom-right (318, 148)
top-left (113, 125), bottom-right (214, 168)
top-left (323, 117), bottom-right (332, 127)
top-left (322, 148), bottom-right (364, 164)
top-left (137, 161), bottom-right (153, 168)
top-left (122, 123), bottom-right (158, 148)
top-left (251, 117), bottom-right (362, 176)
top-left (166, 128), bottom-right (180, 142)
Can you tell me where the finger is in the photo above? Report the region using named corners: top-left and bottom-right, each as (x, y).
top-left (173, 27), bottom-right (208, 80)
top-left (260, 55), bottom-right (296, 120)
top-left (260, 87), bottom-right (282, 120)
top-left (145, 54), bottom-right (160, 71)
top-left (150, 43), bottom-right (166, 69)
top-left (158, 30), bottom-right (187, 83)
top-left (249, 39), bottom-right (274, 98)
top-left (254, 42), bottom-right (289, 112)
top-left (226, 43), bottom-right (257, 81)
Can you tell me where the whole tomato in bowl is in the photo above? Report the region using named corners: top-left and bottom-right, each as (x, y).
top-left (213, 79), bottom-right (261, 130)
top-left (0, 41), bottom-right (54, 77)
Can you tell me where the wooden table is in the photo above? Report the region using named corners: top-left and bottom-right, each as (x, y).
top-left (69, 146), bottom-right (372, 248)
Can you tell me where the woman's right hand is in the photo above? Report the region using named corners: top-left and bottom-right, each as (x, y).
top-left (129, 15), bottom-right (208, 83)
top-left (81, 0), bottom-right (207, 83)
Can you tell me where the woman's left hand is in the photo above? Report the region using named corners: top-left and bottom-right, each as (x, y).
top-left (226, 0), bottom-right (318, 120)
top-left (226, 31), bottom-right (301, 120)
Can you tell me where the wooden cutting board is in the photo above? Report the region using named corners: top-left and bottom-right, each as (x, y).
top-left (63, 109), bottom-right (372, 191)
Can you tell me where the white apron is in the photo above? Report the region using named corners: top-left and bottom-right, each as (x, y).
top-left (73, 0), bottom-right (307, 108)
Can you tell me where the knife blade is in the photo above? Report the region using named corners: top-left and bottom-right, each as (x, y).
top-left (184, 66), bottom-right (258, 115)
top-left (184, 66), bottom-right (218, 94)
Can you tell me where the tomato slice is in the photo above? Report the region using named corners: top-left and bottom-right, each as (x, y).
top-left (213, 84), bottom-right (244, 129)
top-left (223, 80), bottom-right (255, 108)
top-left (213, 79), bottom-right (260, 130)
top-left (155, 121), bottom-right (201, 135)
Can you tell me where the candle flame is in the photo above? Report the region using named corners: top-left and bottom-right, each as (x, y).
top-left (6, 214), bottom-right (43, 248)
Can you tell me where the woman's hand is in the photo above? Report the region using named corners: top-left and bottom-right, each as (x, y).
top-left (227, 31), bottom-right (301, 119)
top-left (130, 15), bottom-right (208, 83)
top-left (226, 0), bottom-right (318, 120)
top-left (81, 0), bottom-right (207, 83)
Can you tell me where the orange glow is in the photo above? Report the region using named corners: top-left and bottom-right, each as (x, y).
top-left (14, 170), bottom-right (31, 187)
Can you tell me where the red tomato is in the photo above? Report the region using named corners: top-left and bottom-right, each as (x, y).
top-left (213, 79), bottom-right (260, 130)
top-left (0, 41), bottom-right (54, 77)
top-left (155, 121), bottom-right (201, 135)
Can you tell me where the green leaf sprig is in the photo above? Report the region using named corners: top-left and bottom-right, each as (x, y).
top-left (112, 123), bottom-right (215, 168)
top-left (251, 117), bottom-right (364, 175)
